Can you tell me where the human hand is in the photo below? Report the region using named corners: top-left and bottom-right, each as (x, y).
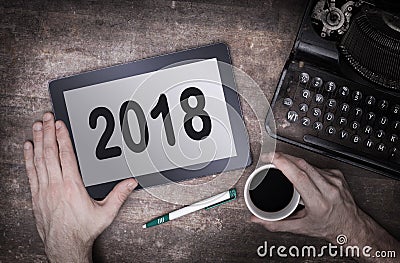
top-left (251, 152), bottom-right (398, 259)
top-left (23, 112), bottom-right (138, 263)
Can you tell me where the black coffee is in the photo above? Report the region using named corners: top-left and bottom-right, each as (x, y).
top-left (249, 168), bottom-right (294, 212)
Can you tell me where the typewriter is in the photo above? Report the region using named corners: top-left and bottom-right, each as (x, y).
top-left (266, 0), bottom-right (400, 179)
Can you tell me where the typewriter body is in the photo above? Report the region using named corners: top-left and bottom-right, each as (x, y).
top-left (267, 0), bottom-right (400, 179)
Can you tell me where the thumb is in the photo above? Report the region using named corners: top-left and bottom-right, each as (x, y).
top-left (250, 215), bottom-right (305, 234)
top-left (102, 178), bottom-right (138, 218)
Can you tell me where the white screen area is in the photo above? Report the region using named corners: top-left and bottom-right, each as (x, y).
top-left (64, 59), bottom-right (237, 186)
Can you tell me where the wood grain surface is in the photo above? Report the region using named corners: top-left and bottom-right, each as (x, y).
top-left (1, 0), bottom-right (399, 262)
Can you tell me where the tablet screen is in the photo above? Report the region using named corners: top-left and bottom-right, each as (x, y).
top-left (64, 59), bottom-right (237, 186)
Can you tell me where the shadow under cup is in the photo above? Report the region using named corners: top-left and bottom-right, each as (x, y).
top-left (244, 164), bottom-right (302, 221)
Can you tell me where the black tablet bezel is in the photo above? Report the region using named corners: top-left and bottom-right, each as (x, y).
top-left (49, 43), bottom-right (252, 200)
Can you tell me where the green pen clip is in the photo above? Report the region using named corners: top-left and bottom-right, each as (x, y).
top-left (204, 188), bottom-right (237, 210)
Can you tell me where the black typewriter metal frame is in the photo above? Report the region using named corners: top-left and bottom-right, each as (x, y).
top-left (266, 0), bottom-right (400, 180)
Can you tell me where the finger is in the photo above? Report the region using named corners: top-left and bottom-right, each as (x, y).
top-left (260, 152), bottom-right (274, 163)
top-left (251, 215), bottom-right (305, 234)
top-left (55, 121), bottom-right (81, 183)
top-left (42, 113), bottom-right (63, 183)
top-left (271, 152), bottom-right (317, 201)
top-left (325, 168), bottom-right (345, 179)
top-left (24, 141), bottom-right (39, 196)
top-left (281, 155), bottom-right (346, 187)
top-left (32, 121), bottom-right (48, 186)
top-left (262, 152), bottom-right (324, 190)
top-left (286, 207), bottom-right (307, 219)
top-left (101, 178), bottom-right (138, 219)
top-left (282, 154), bottom-right (327, 176)
top-left (323, 169), bottom-right (349, 191)
top-left (278, 154), bottom-right (329, 194)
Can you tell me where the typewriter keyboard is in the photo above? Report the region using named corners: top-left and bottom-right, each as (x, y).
top-left (268, 62), bottom-right (400, 178)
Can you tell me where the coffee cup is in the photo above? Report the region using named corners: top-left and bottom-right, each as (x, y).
top-left (244, 164), bottom-right (303, 221)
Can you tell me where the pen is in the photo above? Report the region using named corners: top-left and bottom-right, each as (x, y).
top-left (142, 188), bottom-right (237, 228)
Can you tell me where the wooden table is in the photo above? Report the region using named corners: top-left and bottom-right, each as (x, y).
top-left (1, 1), bottom-right (399, 262)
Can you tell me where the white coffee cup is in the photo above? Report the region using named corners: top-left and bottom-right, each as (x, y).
top-left (244, 164), bottom-right (303, 221)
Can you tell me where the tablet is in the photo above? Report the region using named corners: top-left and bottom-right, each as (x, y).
top-left (49, 43), bottom-right (251, 199)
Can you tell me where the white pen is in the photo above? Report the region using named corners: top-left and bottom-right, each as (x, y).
top-left (142, 188), bottom-right (237, 228)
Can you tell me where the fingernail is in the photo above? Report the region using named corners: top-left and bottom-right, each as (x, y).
top-left (127, 182), bottom-right (136, 191)
top-left (55, 121), bottom-right (62, 129)
top-left (24, 142), bottom-right (31, 150)
top-left (33, 123), bottom-right (42, 131)
top-left (43, 113), bottom-right (52, 121)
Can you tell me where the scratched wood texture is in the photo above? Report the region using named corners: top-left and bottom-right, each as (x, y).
top-left (0, 0), bottom-right (399, 262)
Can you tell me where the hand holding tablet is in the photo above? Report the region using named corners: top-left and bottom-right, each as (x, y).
top-left (49, 43), bottom-right (251, 199)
